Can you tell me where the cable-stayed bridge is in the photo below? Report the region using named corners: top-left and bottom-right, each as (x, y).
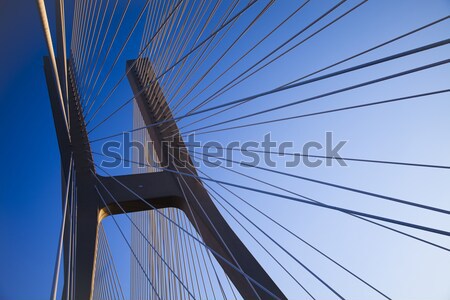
top-left (37, 0), bottom-right (450, 299)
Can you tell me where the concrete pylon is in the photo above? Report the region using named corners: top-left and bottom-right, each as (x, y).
top-left (43, 57), bottom-right (286, 300)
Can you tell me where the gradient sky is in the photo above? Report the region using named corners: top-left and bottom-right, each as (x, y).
top-left (0, 1), bottom-right (449, 300)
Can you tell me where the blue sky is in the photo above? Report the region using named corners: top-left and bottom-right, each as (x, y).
top-left (0, 1), bottom-right (449, 299)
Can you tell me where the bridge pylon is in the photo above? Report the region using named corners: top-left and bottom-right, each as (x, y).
top-left (43, 57), bottom-right (286, 300)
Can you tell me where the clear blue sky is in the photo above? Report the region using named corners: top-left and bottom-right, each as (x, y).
top-left (0, 1), bottom-right (449, 299)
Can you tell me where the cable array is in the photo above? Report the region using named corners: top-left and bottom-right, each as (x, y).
top-left (41, 0), bottom-right (450, 299)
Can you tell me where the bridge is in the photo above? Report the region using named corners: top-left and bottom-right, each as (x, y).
top-left (35, 0), bottom-right (450, 299)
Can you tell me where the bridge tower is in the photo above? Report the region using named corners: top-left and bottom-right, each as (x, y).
top-left (43, 54), bottom-right (286, 299)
